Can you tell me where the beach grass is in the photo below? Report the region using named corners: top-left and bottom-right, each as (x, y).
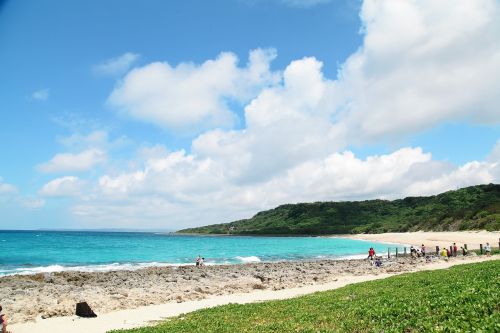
top-left (110, 260), bottom-right (499, 333)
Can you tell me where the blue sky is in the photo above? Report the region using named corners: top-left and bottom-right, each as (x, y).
top-left (0, 0), bottom-right (499, 230)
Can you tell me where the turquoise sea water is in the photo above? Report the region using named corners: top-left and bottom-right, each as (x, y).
top-left (0, 231), bottom-right (401, 275)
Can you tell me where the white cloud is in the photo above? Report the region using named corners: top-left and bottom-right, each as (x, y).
top-left (65, 146), bottom-right (500, 229)
top-left (32, 88), bottom-right (49, 101)
top-left (40, 176), bottom-right (86, 197)
top-left (93, 52), bottom-right (140, 76)
top-left (0, 177), bottom-right (45, 210)
top-left (55, 0), bottom-right (500, 229)
top-left (57, 130), bottom-right (129, 152)
top-left (403, 161), bottom-right (499, 197)
top-left (108, 49), bottom-right (279, 132)
top-left (334, 0), bottom-right (500, 142)
top-left (37, 149), bottom-right (106, 173)
top-left (0, 177), bottom-right (17, 195)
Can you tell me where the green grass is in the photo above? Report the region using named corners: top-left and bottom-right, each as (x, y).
top-left (110, 260), bottom-right (500, 333)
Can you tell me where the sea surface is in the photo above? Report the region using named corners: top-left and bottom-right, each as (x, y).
top-left (0, 230), bottom-right (402, 275)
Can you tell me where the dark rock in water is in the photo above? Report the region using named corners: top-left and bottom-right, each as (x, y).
top-left (75, 302), bottom-right (97, 318)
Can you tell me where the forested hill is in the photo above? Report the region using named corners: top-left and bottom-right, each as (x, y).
top-left (177, 184), bottom-right (500, 235)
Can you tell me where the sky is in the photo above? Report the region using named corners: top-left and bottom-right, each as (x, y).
top-left (0, 0), bottom-right (499, 230)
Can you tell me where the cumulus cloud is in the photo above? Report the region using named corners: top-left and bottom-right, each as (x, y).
top-left (40, 176), bottom-right (86, 197)
top-left (0, 177), bottom-right (17, 195)
top-left (58, 0), bottom-right (500, 228)
top-left (334, 0), bottom-right (500, 142)
top-left (93, 52), bottom-right (140, 76)
top-left (37, 149), bottom-right (106, 173)
top-left (32, 88), bottom-right (49, 101)
top-left (108, 49), bottom-right (279, 132)
top-left (65, 146), bottom-right (499, 229)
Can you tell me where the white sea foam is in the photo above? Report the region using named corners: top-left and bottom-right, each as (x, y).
top-left (0, 262), bottom-right (194, 276)
top-left (336, 254), bottom-right (368, 260)
top-left (235, 256), bottom-right (261, 263)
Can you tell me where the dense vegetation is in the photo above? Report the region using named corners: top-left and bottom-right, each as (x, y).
top-left (178, 184), bottom-right (500, 235)
top-left (111, 259), bottom-right (500, 333)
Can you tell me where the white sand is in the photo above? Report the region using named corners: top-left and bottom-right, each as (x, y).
top-left (9, 255), bottom-right (498, 333)
top-left (342, 230), bottom-right (500, 249)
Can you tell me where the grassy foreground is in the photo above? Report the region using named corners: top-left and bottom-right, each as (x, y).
top-left (110, 260), bottom-right (500, 333)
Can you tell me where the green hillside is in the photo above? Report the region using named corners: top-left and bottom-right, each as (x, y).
top-left (178, 184), bottom-right (500, 235)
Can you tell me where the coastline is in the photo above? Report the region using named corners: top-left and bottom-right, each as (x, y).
top-left (337, 230), bottom-right (500, 249)
top-left (8, 255), bottom-right (498, 333)
top-left (3, 230), bottom-right (499, 333)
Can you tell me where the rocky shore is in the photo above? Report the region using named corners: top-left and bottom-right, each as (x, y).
top-left (0, 255), bottom-right (475, 324)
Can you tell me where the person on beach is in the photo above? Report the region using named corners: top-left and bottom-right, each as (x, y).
top-left (199, 257), bottom-right (205, 267)
top-left (453, 243), bottom-right (458, 257)
top-left (0, 305), bottom-right (12, 333)
top-left (195, 255), bottom-right (201, 267)
top-left (421, 244), bottom-right (426, 257)
top-left (484, 243), bottom-right (491, 256)
top-left (461, 246), bottom-right (468, 256)
top-left (440, 247), bottom-right (448, 258)
top-left (410, 246), bottom-right (417, 258)
top-left (374, 257), bottom-right (382, 267)
top-left (367, 248), bottom-right (375, 260)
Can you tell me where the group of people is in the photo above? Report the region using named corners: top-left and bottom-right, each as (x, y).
top-left (367, 241), bottom-right (494, 263)
top-left (367, 247), bottom-right (383, 267)
top-left (438, 242), bottom-right (470, 258)
top-left (409, 244), bottom-right (427, 257)
top-left (195, 255), bottom-right (205, 267)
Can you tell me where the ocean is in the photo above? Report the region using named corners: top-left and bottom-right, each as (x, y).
top-left (1, 230), bottom-right (401, 275)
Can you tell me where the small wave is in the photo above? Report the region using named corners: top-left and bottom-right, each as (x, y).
top-left (235, 256), bottom-right (261, 263)
top-left (336, 254), bottom-right (369, 260)
top-left (0, 262), bottom-right (195, 276)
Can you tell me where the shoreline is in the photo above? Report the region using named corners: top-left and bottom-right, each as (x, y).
top-left (3, 230), bottom-right (499, 332)
top-left (9, 255), bottom-right (498, 333)
top-left (337, 230), bottom-right (500, 249)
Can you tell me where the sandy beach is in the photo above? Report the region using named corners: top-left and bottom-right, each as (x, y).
top-left (5, 252), bottom-right (497, 333)
top-left (341, 230), bottom-right (500, 249)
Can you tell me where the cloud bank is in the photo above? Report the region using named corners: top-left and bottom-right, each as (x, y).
top-left (38, 0), bottom-right (500, 228)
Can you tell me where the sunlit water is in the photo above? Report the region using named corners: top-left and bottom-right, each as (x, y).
top-left (0, 230), bottom-right (402, 275)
